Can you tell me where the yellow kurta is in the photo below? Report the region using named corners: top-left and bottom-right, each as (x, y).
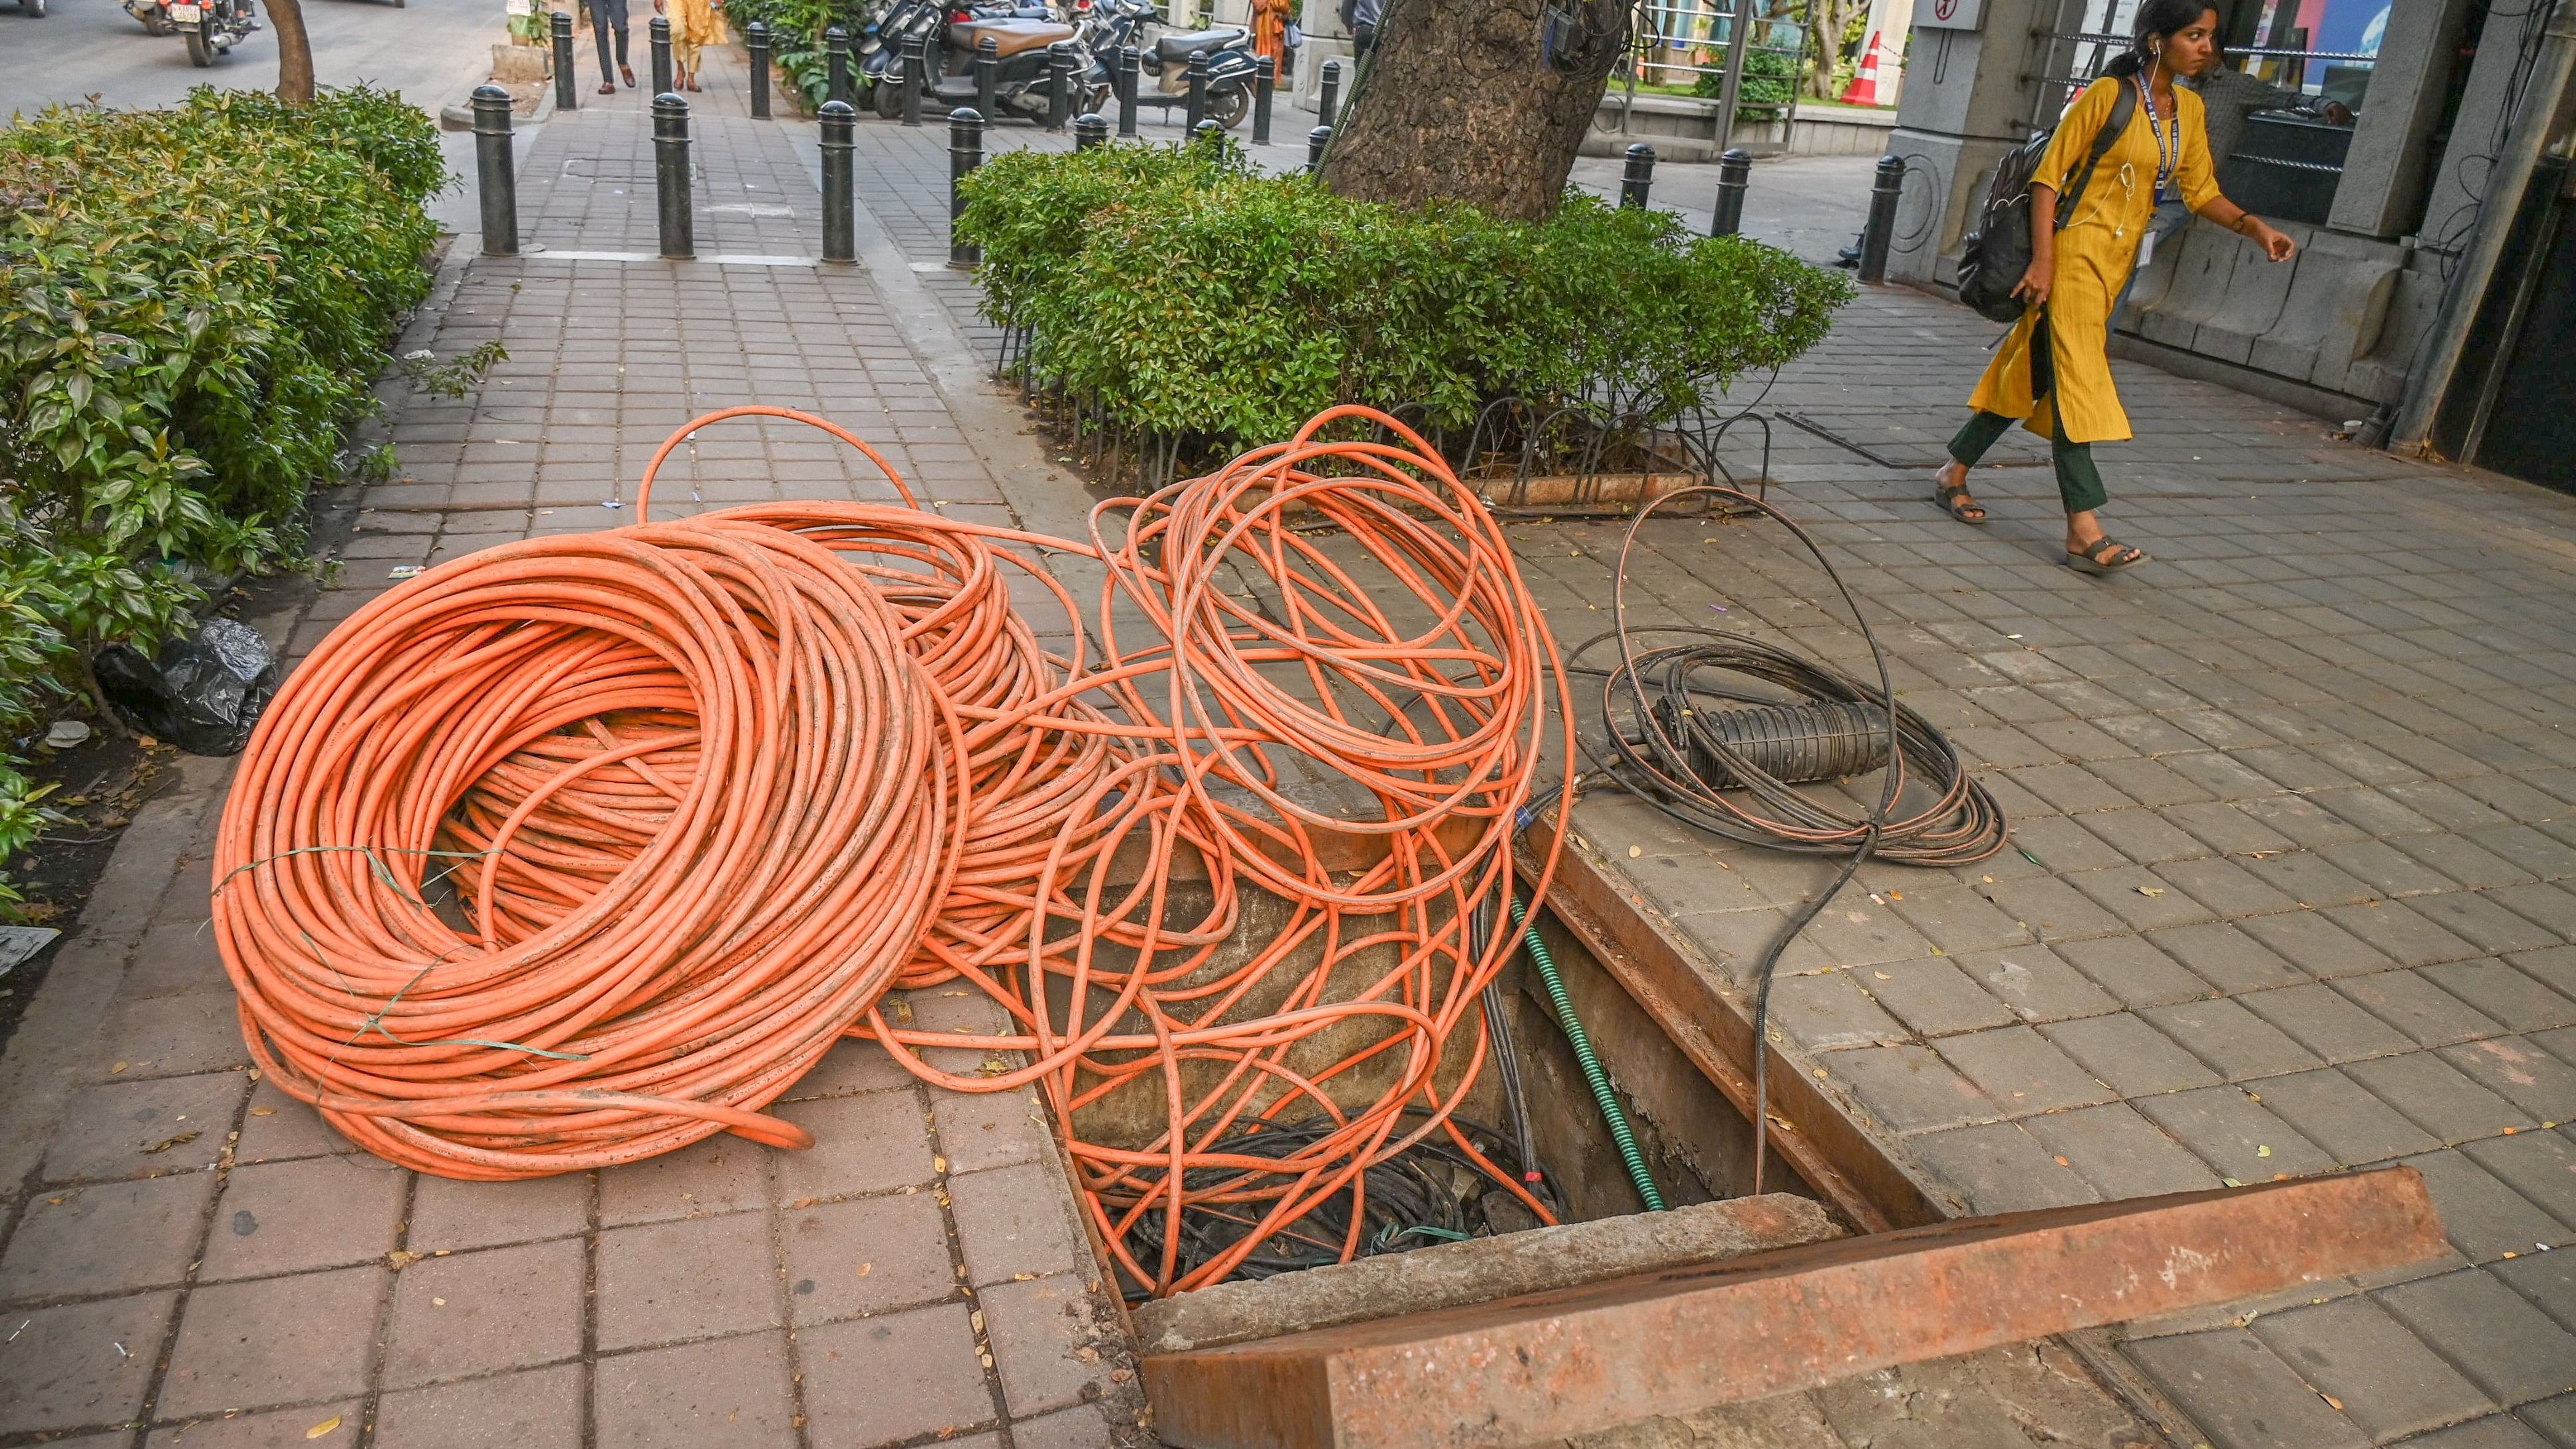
top-left (1968, 75), bottom-right (2223, 444)
top-left (668, 0), bottom-right (725, 67)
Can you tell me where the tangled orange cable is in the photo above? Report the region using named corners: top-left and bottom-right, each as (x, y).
top-left (853, 408), bottom-right (1578, 1293)
top-left (214, 404), bottom-right (1574, 1296)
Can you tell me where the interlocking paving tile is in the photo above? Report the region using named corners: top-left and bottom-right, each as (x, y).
top-left (374, 1363), bottom-right (584, 1449)
top-left (593, 1331), bottom-right (800, 1449)
top-left (160, 1266), bottom-right (385, 1418)
top-left (801, 1304), bottom-right (996, 1446)
top-left (2378, 1268), bottom-right (2576, 1407)
top-left (0, 1173), bottom-right (217, 1303)
top-left (2250, 1295), bottom-right (2499, 1442)
top-left (382, 1238), bottom-right (585, 1388)
top-left (2123, 1328), bottom-right (2371, 1449)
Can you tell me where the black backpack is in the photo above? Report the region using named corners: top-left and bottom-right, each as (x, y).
top-left (1956, 80), bottom-right (2138, 324)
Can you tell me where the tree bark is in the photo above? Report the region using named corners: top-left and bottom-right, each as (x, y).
top-left (271, 0), bottom-right (317, 103)
top-left (1801, 0), bottom-right (1857, 99)
top-left (1317, 0), bottom-right (1630, 222)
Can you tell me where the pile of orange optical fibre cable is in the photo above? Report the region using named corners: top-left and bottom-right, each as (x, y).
top-left (212, 404), bottom-right (1573, 1295)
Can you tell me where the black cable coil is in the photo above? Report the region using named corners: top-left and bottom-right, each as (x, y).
top-left (1114, 1110), bottom-right (1559, 1297)
top-left (1565, 485), bottom-right (2009, 1194)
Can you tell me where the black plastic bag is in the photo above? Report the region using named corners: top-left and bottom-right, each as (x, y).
top-left (93, 618), bottom-right (280, 756)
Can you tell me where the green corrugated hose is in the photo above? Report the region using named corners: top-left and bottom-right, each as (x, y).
top-left (1510, 895), bottom-right (1666, 1212)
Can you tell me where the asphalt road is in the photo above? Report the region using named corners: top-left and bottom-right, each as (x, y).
top-left (1, 0), bottom-right (529, 231)
top-left (0, 0), bottom-right (500, 126)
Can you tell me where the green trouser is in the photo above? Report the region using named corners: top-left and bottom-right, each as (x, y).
top-left (1947, 411), bottom-right (2108, 515)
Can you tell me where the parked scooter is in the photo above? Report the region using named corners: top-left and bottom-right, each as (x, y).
top-left (1092, 0), bottom-right (1259, 130)
top-left (861, 0), bottom-right (1054, 115)
top-left (929, 18), bottom-right (1105, 122)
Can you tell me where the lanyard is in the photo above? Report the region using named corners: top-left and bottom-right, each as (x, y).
top-left (2136, 74), bottom-right (2179, 196)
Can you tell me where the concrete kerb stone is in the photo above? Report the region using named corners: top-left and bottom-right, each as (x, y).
top-left (1129, 1194), bottom-right (1844, 1355)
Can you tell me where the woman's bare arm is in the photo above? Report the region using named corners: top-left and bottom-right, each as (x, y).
top-left (2015, 183), bottom-right (2059, 303)
top-left (2194, 195), bottom-right (2297, 261)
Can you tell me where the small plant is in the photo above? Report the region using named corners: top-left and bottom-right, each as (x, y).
top-left (399, 340), bottom-right (508, 400)
top-left (347, 442), bottom-right (400, 485)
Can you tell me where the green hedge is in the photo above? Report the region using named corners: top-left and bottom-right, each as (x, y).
top-left (1691, 46), bottom-right (1803, 115)
top-left (957, 138), bottom-right (1852, 449)
top-left (0, 85), bottom-right (442, 912)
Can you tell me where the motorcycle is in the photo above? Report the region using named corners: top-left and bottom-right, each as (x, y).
top-left (123, 0), bottom-right (171, 33)
top-left (146, 0), bottom-right (260, 65)
top-left (1091, 0), bottom-right (1260, 131)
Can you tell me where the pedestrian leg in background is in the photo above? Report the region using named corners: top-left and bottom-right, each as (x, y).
top-left (590, 0), bottom-right (634, 92)
top-left (664, 0), bottom-right (723, 90)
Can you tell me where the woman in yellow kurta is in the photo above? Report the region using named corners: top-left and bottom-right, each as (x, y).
top-left (1932, 0), bottom-right (2296, 574)
top-left (656, 0), bottom-right (726, 91)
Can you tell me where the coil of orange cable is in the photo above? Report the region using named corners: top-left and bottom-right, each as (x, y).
top-left (212, 517), bottom-right (965, 1177)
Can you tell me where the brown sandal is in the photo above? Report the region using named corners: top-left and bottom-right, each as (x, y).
top-left (1932, 478), bottom-right (1987, 525)
top-left (2066, 536), bottom-right (2147, 574)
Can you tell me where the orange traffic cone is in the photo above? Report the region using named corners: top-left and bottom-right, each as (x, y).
top-left (1839, 29), bottom-right (1894, 106)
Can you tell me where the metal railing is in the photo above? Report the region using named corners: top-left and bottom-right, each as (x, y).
top-left (2025, 26), bottom-right (2376, 130)
top-left (1610, 0), bottom-right (1812, 134)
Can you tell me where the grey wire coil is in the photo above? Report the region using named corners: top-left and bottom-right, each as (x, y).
top-left (1655, 697), bottom-right (1892, 789)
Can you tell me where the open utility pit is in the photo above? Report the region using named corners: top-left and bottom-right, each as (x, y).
top-left (1054, 862), bottom-right (1825, 1306)
top-left (1107, 845), bottom-right (2455, 1449)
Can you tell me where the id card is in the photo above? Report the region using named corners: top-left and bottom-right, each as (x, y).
top-left (2136, 229), bottom-right (2157, 269)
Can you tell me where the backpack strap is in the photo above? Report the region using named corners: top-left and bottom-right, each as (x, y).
top-left (2053, 79), bottom-right (2137, 231)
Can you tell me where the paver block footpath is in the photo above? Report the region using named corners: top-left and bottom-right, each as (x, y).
top-left (1547, 276), bottom-right (2576, 1445)
top-left (0, 51), bottom-right (1149, 1449)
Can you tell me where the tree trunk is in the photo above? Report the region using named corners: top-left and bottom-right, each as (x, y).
top-left (1317, 0), bottom-right (1630, 222)
top-left (271, 0), bottom-right (317, 103)
top-left (1802, 0), bottom-right (1854, 99)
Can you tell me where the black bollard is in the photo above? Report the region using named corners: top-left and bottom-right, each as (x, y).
top-left (950, 107), bottom-right (984, 268)
top-left (746, 21), bottom-right (772, 118)
top-left (1307, 124), bottom-right (1330, 174)
top-left (550, 10), bottom-right (577, 112)
top-left (1252, 52), bottom-right (1274, 146)
top-left (974, 37), bottom-right (998, 122)
top-left (1709, 146), bottom-right (1751, 236)
top-left (1117, 47), bottom-right (1141, 138)
top-left (819, 100), bottom-right (856, 263)
top-left (825, 27), bottom-right (851, 108)
top-left (1858, 154), bottom-right (1903, 283)
top-left (1046, 42), bottom-right (1073, 131)
top-left (1619, 142), bottom-right (1655, 209)
top-left (472, 86), bottom-right (518, 257)
top-left (1073, 112), bottom-right (1109, 150)
top-left (1318, 57), bottom-right (1340, 127)
top-left (653, 93), bottom-right (693, 260)
top-left (901, 33), bottom-right (926, 126)
top-left (650, 15), bottom-right (673, 96)
top-left (1184, 49), bottom-right (1209, 133)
